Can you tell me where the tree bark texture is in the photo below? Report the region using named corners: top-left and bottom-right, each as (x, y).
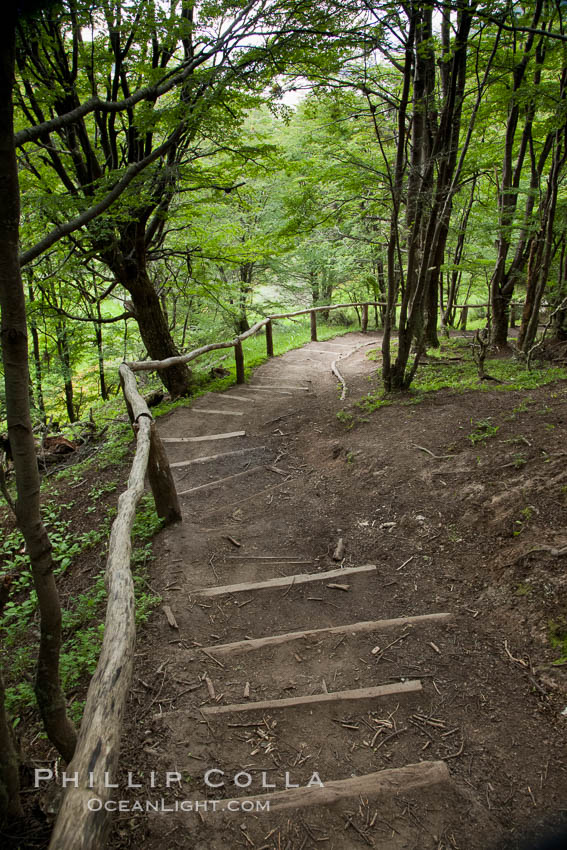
top-left (105, 224), bottom-right (192, 397)
top-left (384, 2), bottom-right (473, 389)
top-left (0, 11), bottom-right (76, 764)
top-left (518, 107), bottom-right (567, 351)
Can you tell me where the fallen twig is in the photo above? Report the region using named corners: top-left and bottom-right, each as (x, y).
top-left (411, 444), bottom-right (454, 460)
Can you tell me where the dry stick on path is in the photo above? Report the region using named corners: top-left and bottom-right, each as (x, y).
top-left (171, 445), bottom-right (268, 470)
top-left (250, 383), bottom-right (310, 391)
top-left (191, 408), bottom-right (244, 416)
top-left (195, 564), bottom-right (377, 597)
top-left (177, 465), bottom-right (269, 497)
top-left (209, 394), bottom-right (256, 402)
top-left (411, 444), bottom-right (455, 460)
top-left (331, 340), bottom-right (381, 400)
top-left (198, 475), bottom-right (293, 519)
top-left (226, 555), bottom-right (309, 560)
top-left (161, 431), bottom-right (246, 443)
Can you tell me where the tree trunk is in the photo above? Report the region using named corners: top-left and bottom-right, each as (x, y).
top-left (95, 303), bottom-right (108, 401)
top-left (0, 666), bottom-right (22, 822)
top-left (491, 281), bottom-right (512, 347)
top-left (103, 220), bottom-right (191, 396)
top-left (310, 269), bottom-right (319, 306)
top-left (553, 238), bottom-right (567, 340)
top-left (55, 321), bottom-right (76, 422)
top-left (383, 1), bottom-right (472, 389)
top-left (443, 176), bottom-right (476, 327)
top-left (375, 257), bottom-right (386, 327)
top-left (235, 262), bottom-right (253, 334)
top-left (518, 120), bottom-right (567, 352)
top-left (124, 268), bottom-right (191, 396)
top-left (0, 12), bottom-right (77, 764)
top-left (489, 0), bottom-right (545, 347)
top-left (27, 281), bottom-right (46, 422)
top-left (424, 240), bottom-right (442, 348)
top-left (380, 13), bottom-right (416, 389)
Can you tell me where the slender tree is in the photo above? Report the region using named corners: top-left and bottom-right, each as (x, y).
top-left (0, 1), bottom-right (77, 768)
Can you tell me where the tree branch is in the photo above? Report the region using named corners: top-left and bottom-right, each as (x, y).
top-left (20, 128), bottom-right (183, 267)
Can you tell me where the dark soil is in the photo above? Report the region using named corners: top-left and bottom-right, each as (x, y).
top-left (115, 332), bottom-right (567, 850)
top-left (4, 331), bottom-right (567, 849)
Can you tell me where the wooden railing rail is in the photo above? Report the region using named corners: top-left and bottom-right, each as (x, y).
top-left (48, 366), bottom-right (180, 849)
top-left (126, 302), bottom-right (387, 377)
top-left (126, 298), bottom-right (523, 377)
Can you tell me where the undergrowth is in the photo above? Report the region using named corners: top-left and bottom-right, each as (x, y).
top-left (549, 619), bottom-right (567, 666)
top-left (359, 336), bottom-right (567, 415)
top-left (0, 480), bottom-right (162, 728)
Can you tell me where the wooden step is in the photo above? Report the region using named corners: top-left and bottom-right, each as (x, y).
top-left (162, 431), bottom-right (246, 443)
top-left (170, 447), bottom-right (267, 468)
top-left (251, 383), bottom-right (310, 391)
top-left (241, 387), bottom-right (293, 395)
top-left (178, 465), bottom-right (269, 497)
top-left (191, 408), bottom-right (244, 416)
top-left (195, 564), bottom-right (376, 597)
top-left (209, 394), bottom-right (254, 402)
top-left (226, 555), bottom-right (310, 561)
top-left (204, 612), bottom-right (452, 656)
top-left (201, 680), bottom-right (421, 716)
top-left (207, 761), bottom-right (450, 814)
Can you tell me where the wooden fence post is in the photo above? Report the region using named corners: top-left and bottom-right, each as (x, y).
top-left (147, 422), bottom-right (182, 524)
top-left (266, 319), bottom-right (274, 357)
top-left (361, 303), bottom-right (368, 333)
top-left (310, 310), bottom-right (317, 342)
top-left (234, 340), bottom-right (245, 384)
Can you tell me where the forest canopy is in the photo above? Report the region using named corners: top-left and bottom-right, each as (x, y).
top-left (1, 0), bottom-right (565, 421)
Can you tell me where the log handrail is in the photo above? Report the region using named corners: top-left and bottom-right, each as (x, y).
top-left (49, 295), bottom-right (526, 848)
top-left (48, 366), bottom-right (154, 848)
top-left (125, 299), bottom-right (524, 373)
top-left (125, 303), bottom-right (384, 372)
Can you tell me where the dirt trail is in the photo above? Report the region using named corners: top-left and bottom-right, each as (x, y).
top-left (115, 332), bottom-right (567, 850)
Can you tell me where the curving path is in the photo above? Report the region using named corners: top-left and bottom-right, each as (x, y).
top-left (136, 332), bottom-right (499, 850)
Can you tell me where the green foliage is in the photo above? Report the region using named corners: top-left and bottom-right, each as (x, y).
top-left (0, 423), bottom-right (163, 726)
top-left (351, 336), bottom-right (567, 425)
top-left (468, 419), bottom-right (500, 445)
top-left (548, 619), bottom-right (567, 666)
top-left (336, 409), bottom-right (354, 427)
